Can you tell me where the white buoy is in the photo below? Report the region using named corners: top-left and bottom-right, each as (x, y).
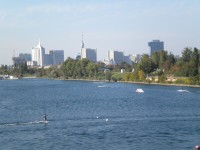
top-left (106, 118), bottom-right (108, 122)
top-left (96, 116), bottom-right (99, 119)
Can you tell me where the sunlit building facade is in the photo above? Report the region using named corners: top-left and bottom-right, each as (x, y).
top-left (31, 41), bottom-right (45, 67)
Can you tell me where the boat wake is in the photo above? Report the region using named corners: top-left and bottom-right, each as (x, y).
top-left (97, 85), bottom-right (119, 88)
top-left (97, 85), bottom-right (106, 88)
top-left (177, 89), bottom-right (190, 93)
top-left (0, 120), bottom-right (48, 127)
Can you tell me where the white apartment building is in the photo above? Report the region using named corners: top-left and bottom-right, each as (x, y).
top-left (31, 41), bottom-right (45, 67)
top-left (30, 41), bottom-right (64, 67)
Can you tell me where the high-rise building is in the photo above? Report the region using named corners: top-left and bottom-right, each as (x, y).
top-left (19, 53), bottom-right (31, 62)
top-left (30, 41), bottom-right (64, 67)
top-left (49, 50), bottom-right (64, 65)
top-left (81, 48), bottom-right (97, 62)
top-left (12, 53), bottom-right (31, 67)
top-left (80, 37), bottom-right (97, 62)
top-left (107, 50), bottom-right (124, 65)
top-left (31, 41), bottom-right (45, 67)
top-left (148, 40), bottom-right (164, 56)
top-left (12, 57), bottom-right (26, 66)
top-left (124, 55), bottom-right (137, 65)
top-left (44, 54), bottom-right (51, 66)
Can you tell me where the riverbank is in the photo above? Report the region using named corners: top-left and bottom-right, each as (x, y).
top-left (123, 81), bottom-right (200, 88)
top-left (23, 76), bottom-right (37, 79)
top-left (57, 77), bottom-right (200, 88)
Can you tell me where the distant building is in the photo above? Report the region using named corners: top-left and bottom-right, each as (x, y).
top-left (42, 50), bottom-right (64, 66)
top-left (107, 50), bottom-right (124, 65)
top-left (49, 50), bottom-right (64, 65)
top-left (148, 40), bottom-right (164, 56)
top-left (27, 61), bottom-right (37, 67)
top-left (12, 53), bottom-right (31, 67)
top-left (31, 41), bottom-right (45, 67)
top-left (102, 59), bottom-right (113, 66)
top-left (80, 38), bottom-right (97, 62)
top-left (124, 55), bottom-right (137, 65)
top-left (136, 54), bottom-right (143, 63)
top-left (12, 57), bottom-right (26, 66)
top-left (19, 53), bottom-right (31, 61)
top-left (81, 48), bottom-right (97, 62)
top-left (44, 54), bottom-right (51, 66)
top-left (30, 41), bottom-right (64, 67)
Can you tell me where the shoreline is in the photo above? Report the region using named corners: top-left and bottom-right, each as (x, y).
top-left (122, 81), bottom-right (200, 88)
top-left (23, 76), bottom-right (37, 79)
top-left (57, 78), bottom-right (200, 88)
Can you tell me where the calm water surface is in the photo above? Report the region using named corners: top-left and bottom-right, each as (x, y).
top-left (0, 78), bottom-right (200, 150)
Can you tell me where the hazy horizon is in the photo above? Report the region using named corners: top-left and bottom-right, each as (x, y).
top-left (1, 0), bottom-right (200, 65)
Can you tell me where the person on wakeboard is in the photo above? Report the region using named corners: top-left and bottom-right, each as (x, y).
top-left (44, 114), bottom-right (48, 121)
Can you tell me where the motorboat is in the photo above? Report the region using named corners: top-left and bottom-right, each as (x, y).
top-left (136, 88), bottom-right (144, 93)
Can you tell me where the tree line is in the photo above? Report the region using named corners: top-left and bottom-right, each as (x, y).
top-left (0, 47), bottom-right (199, 85)
top-left (126, 47), bottom-right (200, 85)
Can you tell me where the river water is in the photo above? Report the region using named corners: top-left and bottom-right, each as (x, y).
top-left (0, 78), bottom-right (200, 150)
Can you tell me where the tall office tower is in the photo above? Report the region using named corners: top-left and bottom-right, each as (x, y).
top-left (148, 40), bottom-right (164, 56)
top-left (49, 50), bottom-right (64, 65)
top-left (80, 36), bottom-right (97, 62)
top-left (19, 53), bottom-right (31, 61)
top-left (12, 57), bottom-right (26, 66)
top-left (31, 41), bottom-right (45, 67)
top-left (81, 48), bottom-right (97, 62)
top-left (107, 50), bottom-right (124, 65)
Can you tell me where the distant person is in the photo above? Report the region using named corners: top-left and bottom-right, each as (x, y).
top-left (44, 114), bottom-right (48, 121)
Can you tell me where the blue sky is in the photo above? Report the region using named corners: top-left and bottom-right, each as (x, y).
top-left (0, 0), bottom-right (200, 65)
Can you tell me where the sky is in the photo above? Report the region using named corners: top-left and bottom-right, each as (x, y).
top-left (0, 0), bottom-right (200, 65)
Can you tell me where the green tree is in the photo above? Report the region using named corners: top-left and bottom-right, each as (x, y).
top-left (159, 50), bottom-right (167, 68)
top-left (125, 72), bottom-right (134, 81)
top-left (75, 61), bottom-right (83, 78)
top-left (167, 53), bottom-right (176, 65)
top-left (138, 54), bottom-right (152, 75)
top-left (86, 62), bottom-right (97, 78)
top-left (80, 59), bottom-right (90, 77)
top-left (138, 70), bottom-right (145, 81)
top-left (119, 62), bottom-right (132, 72)
top-left (190, 47), bottom-right (199, 76)
top-left (105, 71), bottom-right (112, 82)
top-left (182, 47), bottom-right (192, 62)
top-left (61, 57), bottom-right (76, 78)
top-left (152, 52), bottom-right (160, 68)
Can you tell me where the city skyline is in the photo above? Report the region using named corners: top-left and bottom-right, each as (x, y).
top-left (1, 0), bottom-right (200, 65)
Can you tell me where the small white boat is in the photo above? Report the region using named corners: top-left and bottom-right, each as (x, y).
top-left (136, 88), bottom-right (144, 93)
